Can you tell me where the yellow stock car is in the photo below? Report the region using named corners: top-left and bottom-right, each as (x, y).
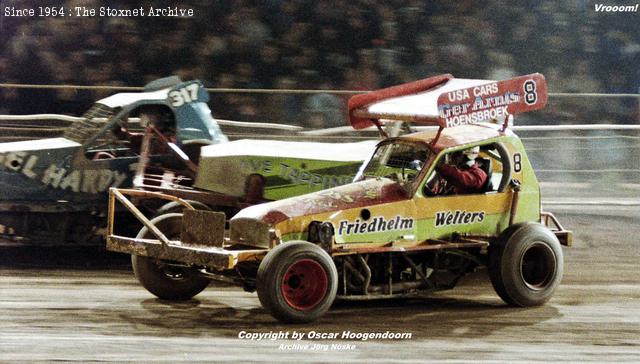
top-left (106, 74), bottom-right (572, 323)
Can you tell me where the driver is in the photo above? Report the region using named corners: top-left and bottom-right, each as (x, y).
top-left (436, 146), bottom-right (487, 194)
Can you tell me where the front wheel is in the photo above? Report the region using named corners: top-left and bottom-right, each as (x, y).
top-left (489, 223), bottom-right (564, 306)
top-left (256, 241), bottom-right (337, 323)
top-left (132, 213), bottom-right (210, 301)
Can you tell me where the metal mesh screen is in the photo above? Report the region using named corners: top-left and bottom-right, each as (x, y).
top-left (63, 104), bottom-right (114, 143)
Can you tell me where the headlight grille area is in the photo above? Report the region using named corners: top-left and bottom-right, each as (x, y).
top-left (308, 221), bottom-right (334, 251)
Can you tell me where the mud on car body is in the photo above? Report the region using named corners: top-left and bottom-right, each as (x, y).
top-left (107, 73), bottom-right (572, 323)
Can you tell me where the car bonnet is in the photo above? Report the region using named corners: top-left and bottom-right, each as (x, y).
top-left (231, 178), bottom-right (409, 226)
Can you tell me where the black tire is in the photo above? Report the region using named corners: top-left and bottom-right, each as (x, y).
top-left (256, 241), bottom-right (338, 323)
top-left (488, 223), bottom-right (525, 303)
top-left (132, 213), bottom-right (210, 301)
top-left (488, 223), bottom-right (564, 307)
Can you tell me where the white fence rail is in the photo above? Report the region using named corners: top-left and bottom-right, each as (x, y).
top-left (1, 82), bottom-right (639, 98)
top-left (0, 85), bottom-right (638, 206)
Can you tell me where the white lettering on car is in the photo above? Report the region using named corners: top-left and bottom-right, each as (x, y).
top-left (168, 83), bottom-right (199, 107)
top-left (338, 216), bottom-right (414, 235)
top-left (0, 152), bottom-right (128, 194)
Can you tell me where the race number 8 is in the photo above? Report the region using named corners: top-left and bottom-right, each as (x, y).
top-left (523, 80), bottom-right (537, 105)
top-left (513, 153), bottom-right (522, 172)
top-left (168, 83), bottom-right (199, 107)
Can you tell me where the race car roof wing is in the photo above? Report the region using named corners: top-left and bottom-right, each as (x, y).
top-left (348, 73), bottom-right (548, 132)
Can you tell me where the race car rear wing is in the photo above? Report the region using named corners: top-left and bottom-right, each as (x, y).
top-left (348, 73), bottom-right (548, 133)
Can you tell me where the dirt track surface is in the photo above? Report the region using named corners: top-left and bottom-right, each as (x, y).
top-left (1, 207), bottom-right (639, 362)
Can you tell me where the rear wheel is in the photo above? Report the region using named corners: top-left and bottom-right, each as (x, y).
top-left (154, 200), bottom-right (211, 216)
top-left (489, 223), bottom-right (564, 306)
top-left (132, 213), bottom-right (210, 301)
top-left (256, 241), bottom-right (337, 323)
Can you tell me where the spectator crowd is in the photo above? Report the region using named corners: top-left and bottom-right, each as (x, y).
top-left (1, 0), bottom-right (638, 126)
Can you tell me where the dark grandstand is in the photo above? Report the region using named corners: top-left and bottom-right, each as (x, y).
top-left (0, 1), bottom-right (638, 126)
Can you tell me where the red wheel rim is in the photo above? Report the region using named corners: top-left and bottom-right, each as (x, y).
top-left (281, 259), bottom-right (328, 311)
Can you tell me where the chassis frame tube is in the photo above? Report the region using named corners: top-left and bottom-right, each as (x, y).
top-left (107, 187), bottom-right (195, 246)
top-left (107, 187), bottom-right (268, 271)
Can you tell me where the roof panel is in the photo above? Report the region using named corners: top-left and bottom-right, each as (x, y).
top-left (348, 75), bottom-right (494, 129)
top-left (363, 78), bottom-right (493, 121)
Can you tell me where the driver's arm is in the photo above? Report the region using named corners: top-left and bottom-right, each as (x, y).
top-left (437, 164), bottom-right (486, 191)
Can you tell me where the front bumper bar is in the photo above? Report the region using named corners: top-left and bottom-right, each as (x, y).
top-left (107, 236), bottom-right (235, 269)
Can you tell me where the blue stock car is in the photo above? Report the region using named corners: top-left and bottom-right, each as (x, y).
top-left (0, 77), bottom-right (228, 245)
